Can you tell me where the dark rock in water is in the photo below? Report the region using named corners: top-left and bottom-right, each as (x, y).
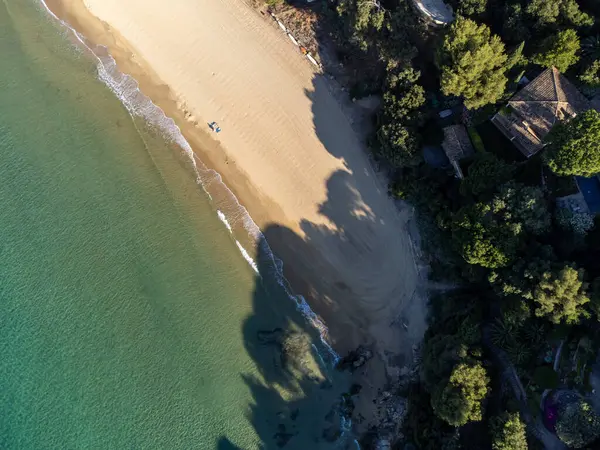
top-left (322, 425), bottom-right (341, 442)
top-left (336, 346), bottom-right (373, 372)
top-left (359, 427), bottom-right (381, 450)
top-left (257, 328), bottom-right (284, 345)
top-left (321, 402), bottom-right (345, 443)
top-left (277, 424), bottom-right (286, 432)
top-left (341, 392), bottom-right (356, 416)
top-left (320, 380), bottom-right (333, 390)
top-left (273, 431), bottom-right (294, 448)
top-left (349, 383), bottom-right (362, 396)
top-left (290, 409), bottom-right (299, 421)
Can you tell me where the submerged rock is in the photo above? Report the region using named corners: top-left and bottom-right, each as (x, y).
top-left (336, 346), bottom-right (373, 372)
top-left (257, 327), bottom-right (284, 345)
top-left (280, 332), bottom-right (324, 381)
top-left (273, 431), bottom-right (294, 448)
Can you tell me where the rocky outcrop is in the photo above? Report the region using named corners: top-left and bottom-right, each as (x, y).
top-left (336, 346), bottom-right (373, 372)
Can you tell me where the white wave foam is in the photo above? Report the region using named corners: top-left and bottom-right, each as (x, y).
top-left (235, 241), bottom-right (259, 274)
top-left (217, 210), bottom-right (232, 233)
top-left (38, 0), bottom-right (59, 20)
top-left (295, 295), bottom-right (340, 364)
top-left (38, 0), bottom-right (341, 368)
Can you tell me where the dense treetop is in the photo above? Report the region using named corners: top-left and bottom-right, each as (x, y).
top-left (532, 29), bottom-right (581, 72)
top-left (376, 68), bottom-right (425, 167)
top-left (544, 109), bottom-right (600, 177)
top-left (526, 0), bottom-right (594, 28)
top-left (533, 265), bottom-right (590, 324)
top-left (490, 412), bottom-right (528, 450)
top-left (438, 18), bottom-right (508, 109)
top-left (431, 362), bottom-right (489, 426)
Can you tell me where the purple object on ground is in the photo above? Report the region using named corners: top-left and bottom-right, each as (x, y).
top-left (544, 404), bottom-right (558, 431)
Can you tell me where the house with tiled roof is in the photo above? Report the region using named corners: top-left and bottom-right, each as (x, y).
top-left (491, 67), bottom-right (591, 158)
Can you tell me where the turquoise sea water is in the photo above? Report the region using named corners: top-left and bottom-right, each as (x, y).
top-left (0, 2), bottom-right (349, 448)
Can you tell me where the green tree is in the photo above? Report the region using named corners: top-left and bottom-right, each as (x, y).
top-left (492, 182), bottom-right (550, 235)
top-left (405, 385), bottom-right (460, 450)
top-left (544, 109), bottom-right (600, 177)
top-left (489, 246), bottom-right (556, 300)
top-left (437, 18), bottom-right (508, 109)
top-left (376, 123), bottom-right (420, 167)
top-left (382, 68), bottom-right (425, 121)
top-left (452, 203), bottom-right (521, 269)
top-left (461, 152), bottom-right (514, 197)
top-left (556, 400), bottom-right (600, 448)
top-left (590, 277), bottom-right (600, 321)
top-left (526, 0), bottom-right (593, 28)
top-left (560, 0), bottom-right (594, 28)
top-left (337, 0), bottom-right (385, 34)
top-left (579, 60), bottom-right (600, 87)
top-left (451, 0), bottom-right (487, 17)
top-left (336, 0), bottom-right (385, 50)
top-left (375, 67), bottom-right (425, 167)
top-left (532, 29), bottom-right (580, 72)
top-left (526, 0), bottom-right (559, 27)
top-left (506, 41), bottom-right (527, 70)
top-left (490, 412), bottom-right (528, 450)
top-left (533, 265), bottom-right (590, 324)
top-left (354, 0), bottom-right (384, 32)
top-left (431, 362), bottom-right (489, 426)
top-left (503, 3), bottom-right (530, 43)
top-left (582, 35), bottom-right (600, 60)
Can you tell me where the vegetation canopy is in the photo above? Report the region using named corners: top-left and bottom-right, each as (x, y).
top-left (532, 29), bottom-right (580, 72)
top-left (533, 265), bottom-right (590, 324)
top-left (490, 412), bottom-right (528, 450)
top-left (431, 362), bottom-right (489, 427)
top-left (438, 18), bottom-right (508, 109)
top-left (544, 109), bottom-right (600, 177)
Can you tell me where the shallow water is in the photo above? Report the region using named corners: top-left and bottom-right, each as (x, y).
top-left (0, 2), bottom-right (349, 448)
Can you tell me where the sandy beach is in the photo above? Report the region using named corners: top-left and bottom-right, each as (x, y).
top-left (44, 0), bottom-right (426, 430)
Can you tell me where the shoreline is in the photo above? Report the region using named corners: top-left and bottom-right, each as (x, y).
top-left (42, 0), bottom-right (427, 435)
top-left (42, 0), bottom-right (288, 232)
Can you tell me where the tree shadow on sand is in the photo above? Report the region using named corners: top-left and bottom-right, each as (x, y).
top-left (234, 63), bottom-right (424, 449)
top-left (239, 165), bottom-right (423, 449)
top-left (272, 75), bottom-right (423, 356)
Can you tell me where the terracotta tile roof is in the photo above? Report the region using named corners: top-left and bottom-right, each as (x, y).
top-left (492, 67), bottom-right (591, 158)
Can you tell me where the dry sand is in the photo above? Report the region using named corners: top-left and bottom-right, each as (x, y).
top-left (45, 0), bottom-right (427, 429)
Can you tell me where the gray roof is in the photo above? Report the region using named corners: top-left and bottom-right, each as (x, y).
top-left (411, 0), bottom-right (453, 25)
top-left (492, 67), bottom-right (591, 158)
top-left (441, 125), bottom-right (474, 178)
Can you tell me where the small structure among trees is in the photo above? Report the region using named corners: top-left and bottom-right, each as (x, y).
top-left (441, 124), bottom-right (475, 178)
top-left (491, 67), bottom-right (591, 158)
top-left (410, 0), bottom-right (453, 25)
